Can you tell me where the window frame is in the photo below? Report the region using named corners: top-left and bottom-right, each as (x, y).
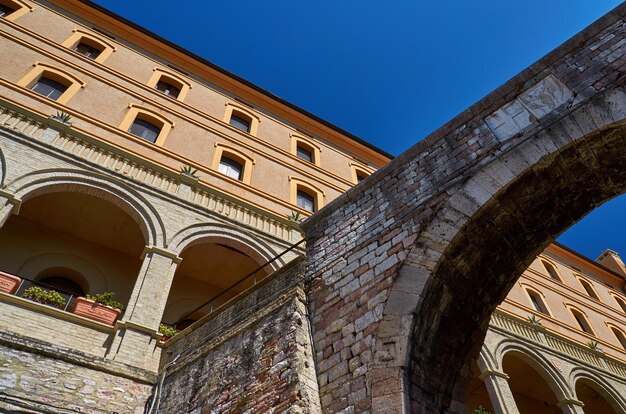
top-left (611, 294), bottom-right (626, 314)
top-left (607, 323), bottom-right (626, 350)
top-left (218, 155), bottom-right (244, 181)
top-left (289, 177), bottom-right (324, 213)
top-left (223, 103), bottom-right (260, 136)
top-left (291, 134), bottom-right (321, 166)
top-left (61, 29), bottom-right (116, 64)
top-left (119, 104), bottom-right (175, 146)
top-left (523, 286), bottom-right (551, 316)
top-left (576, 276), bottom-right (601, 302)
top-left (349, 162), bottom-right (375, 184)
top-left (0, 0), bottom-right (33, 21)
top-left (211, 144), bottom-right (255, 184)
top-left (17, 62), bottom-right (86, 105)
top-left (147, 68), bottom-right (192, 101)
top-left (566, 305), bottom-right (596, 336)
top-left (540, 259), bottom-right (563, 283)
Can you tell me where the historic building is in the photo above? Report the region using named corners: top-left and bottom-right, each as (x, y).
top-left (0, 1), bottom-right (625, 413)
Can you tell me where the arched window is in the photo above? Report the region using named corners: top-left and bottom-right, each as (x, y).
top-left (119, 104), bottom-right (175, 146)
top-left (611, 295), bottom-right (626, 314)
top-left (218, 155), bottom-right (243, 180)
top-left (211, 144), bottom-right (255, 184)
top-left (0, 0), bottom-right (32, 21)
top-left (61, 29), bottom-right (116, 64)
top-left (147, 69), bottom-right (192, 101)
top-left (577, 277), bottom-right (600, 301)
top-left (610, 326), bottom-right (626, 350)
top-left (223, 103), bottom-right (260, 136)
top-left (291, 134), bottom-right (321, 166)
top-left (526, 289), bottom-right (549, 315)
top-left (541, 260), bottom-right (562, 282)
top-left (36, 267), bottom-right (87, 298)
top-left (569, 308), bottom-right (594, 335)
top-left (17, 63), bottom-right (86, 105)
top-left (297, 188), bottom-right (315, 212)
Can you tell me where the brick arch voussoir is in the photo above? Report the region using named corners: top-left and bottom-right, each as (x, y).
top-left (381, 93), bottom-right (626, 412)
top-left (168, 222), bottom-right (286, 272)
top-left (569, 368), bottom-right (626, 413)
top-left (6, 169), bottom-right (165, 247)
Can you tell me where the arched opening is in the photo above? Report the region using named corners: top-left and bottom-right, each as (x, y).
top-left (162, 238), bottom-right (271, 329)
top-left (0, 190), bottom-right (146, 309)
top-left (402, 116), bottom-right (626, 410)
top-left (575, 378), bottom-right (619, 414)
top-left (502, 352), bottom-right (560, 413)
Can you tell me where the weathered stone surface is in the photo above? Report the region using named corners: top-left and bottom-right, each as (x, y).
top-left (157, 258), bottom-right (321, 413)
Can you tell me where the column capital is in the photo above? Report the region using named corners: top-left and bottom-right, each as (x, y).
top-left (480, 369), bottom-right (510, 380)
top-left (557, 398), bottom-right (584, 408)
top-left (141, 245), bottom-right (182, 263)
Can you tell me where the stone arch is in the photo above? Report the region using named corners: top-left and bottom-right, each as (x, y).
top-left (570, 369), bottom-right (626, 413)
top-left (16, 252), bottom-right (106, 293)
top-left (5, 169), bottom-right (165, 247)
top-left (374, 92), bottom-right (626, 411)
top-left (495, 341), bottom-right (571, 401)
top-left (168, 222), bottom-right (286, 272)
top-left (0, 145), bottom-right (5, 187)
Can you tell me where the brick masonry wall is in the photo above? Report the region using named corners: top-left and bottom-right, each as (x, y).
top-left (302, 5), bottom-right (626, 413)
top-left (0, 332), bottom-right (153, 414)
top-left (158, 257), bottom-right (321, 414)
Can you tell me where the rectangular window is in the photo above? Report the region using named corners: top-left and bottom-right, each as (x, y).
top-left (297, 146), bottom-right (313, 163)
top-left (156, 80), bottom-right (181, 99)
top-left (30, 77), bottom-right (68, 100)
top-left (74, 42), bottom-right (102, 60)
top-left (297, 190), bottom-right (315, 212)
top-left (129, 119), bottom-right (161, 142)
top-left (218, 156), bottom-right (243, 180)
top-left (229, 114), bottom-right (251, 133)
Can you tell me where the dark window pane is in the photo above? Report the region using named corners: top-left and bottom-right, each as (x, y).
top-left (38, 276), bottom-right (85, 298)
top-left (529, 293), bottom-right (545, 314)
top-left (218, 156), bottom-right (243, 180)
top-left (74, 42), bottom-right (102, 60)
top-left (31, 77), bottom-right (68, 100)
top-left (230, 114), bottom-right (251, 133)
top-left (581, 280), bottom-right (599, 300)
top-left (297, 146), bottom-right (313, 163)
top-left (357, 173), bottom-right (367, 183)
top-left (542, 261), bottom-right (561, 281)
top-left (297, 190), bottom-right (315, 212)
top-left (0, 4), bottom-right (15, 17)
top-left (129, 119), bottom-right (161, 142)
top-left (573, 312), bottom-right (591, 333)
top-left (156, 80), bottom-right (180, 99)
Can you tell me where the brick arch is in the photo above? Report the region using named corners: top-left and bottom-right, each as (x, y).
top-left (168, 222), bottom-right (286, 272)
top-left (5, 169), bottom-right (165, 247)
top-left (570, 369), bottom-right (626, 413)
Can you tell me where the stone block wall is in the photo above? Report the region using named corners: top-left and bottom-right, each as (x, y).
top-left (158, 257), bottom-right (321, 414)
top-left (0, 331), bottom-right (154, 414)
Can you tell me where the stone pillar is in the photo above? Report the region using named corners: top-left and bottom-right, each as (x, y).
top-left (480, 370), bottom-right (520, 414)
top-left (108, 246), bottom-right (181, 372)
top-left (0, 192), bottom-right (19, 228)
top-left (558, 399), bottom-right (585, 414)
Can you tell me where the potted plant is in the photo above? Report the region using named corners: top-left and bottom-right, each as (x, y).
top-left (72, 292), bottom-right (123, 325)
top-left (180, 165), bottom-right (199, 179)
top-left (50, 110), bottom-right (72, 126)
top-left (159, 323), bottom-right (178, 342)
top-left (0, 270), bottom-right (21, 294)
top-left (22, 286), bottom-right (67, 309)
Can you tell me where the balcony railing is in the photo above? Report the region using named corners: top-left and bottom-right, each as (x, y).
top-left (0, 101), bottom-right (301, 243)
top-left (490, 310), bottom-right (626, 378)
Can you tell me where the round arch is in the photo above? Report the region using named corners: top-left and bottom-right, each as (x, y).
top-left (5, 169), bottom-right (165, 247)
top-left (570, 369), bottom-right (626, 413)
top-left (168, 222), bottom-right (286, 272)
top-left (374, 91), bottom-right (626, 411)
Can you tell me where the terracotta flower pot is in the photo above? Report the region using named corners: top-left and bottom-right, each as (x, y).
top-left (71, 297), bottom-right (121, 325)
top-left (0, 271), bottom-right (21, 294)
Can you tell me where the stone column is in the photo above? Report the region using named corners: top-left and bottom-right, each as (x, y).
top-left (558, 399), bottom-right (585, 414)
top-left (480, 370), bottom-right (520, 414)
top-left (108, 246), bottom-right (181, 372)
top-left (0, 192), bottom-right (19, 228)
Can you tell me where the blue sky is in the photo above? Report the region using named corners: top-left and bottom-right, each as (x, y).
top-left (92, 1), bottom-right (625, 260)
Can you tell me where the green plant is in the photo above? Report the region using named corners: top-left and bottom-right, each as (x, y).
top-left (22, 286), bottom-right (67, 309)
top-left (586, 340), bottom-right (601, 352)
top-left (474, 406), bottom-right (492, 414)
top-left (159, 323), bottom-right (178, 339)
top-left (180, 165), bottom-right (198, 177)
top-left (86, 291), bottom-right (124, 310)
top-left (527, 315), bottom-right (542, 325)
top-left (53, 111), bottom-right (72, 124)
top-left (286, 211), bottom-right (303, 223)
